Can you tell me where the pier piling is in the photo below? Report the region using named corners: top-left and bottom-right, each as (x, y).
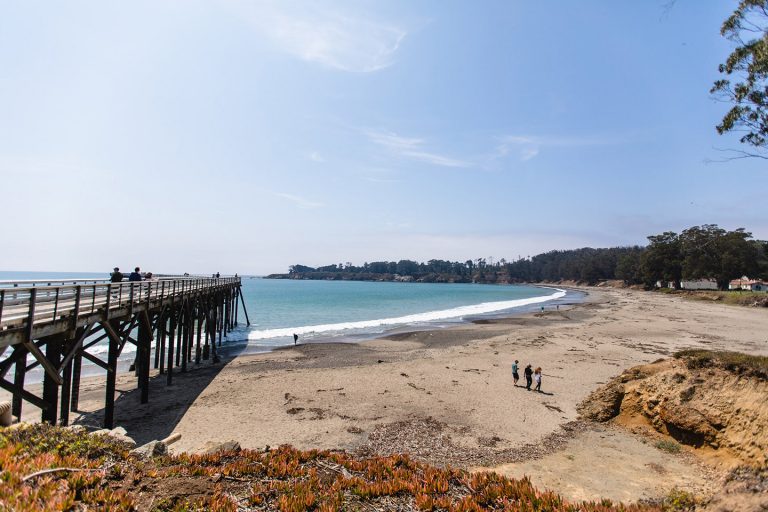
top-left (0, 275), bottom-right (248, 427)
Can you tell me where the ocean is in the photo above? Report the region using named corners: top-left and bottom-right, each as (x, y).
top-left (0, 271), bottom-right (580, 377)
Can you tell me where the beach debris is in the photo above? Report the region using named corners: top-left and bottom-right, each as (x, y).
top-left (0, 401), bottom-right (12, 427)
top-left (544, 403), bottom-right (565, 413)
top-left (477, 435), bottom-right (503, 447)
top-left (198, 440), bottom-right (241, 454)
top-left (408, 382), bottom-right (426, 391)
top-left (286, 407), bottom-right (304, 415)
top-left (131, 440), bottom-right (168, 459)
top-left (162, 432), bottom-right (182, 445)
top-left (90, 426), bottom-right (136, 448)
top-left (347, 426), bottom-right (363, 434)
top-left (130, 432), bottom-right (181, 459)
top-left (22, 462), bottom-right (115, 483)
top-left (309, 407), bottom-right (326, 420)
top-left (400, 372), bottom-right (409, 377)
top-left (360, 417), bottom-right (588, 468)
top-left (283, 392), bottom-right (296, 405)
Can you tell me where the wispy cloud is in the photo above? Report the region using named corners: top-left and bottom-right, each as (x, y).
top-left (368, 131), bottom-right (472, 168)
top-left (232, 2), bottom-right (406, 73)
top-left (519, 147), bottom-right (540, 161)
top-left (360, 167), bottom-right (401, 183)
top-left (271, 191), bottom-right (324, 209)
top-left (496, 134), bottom-right (619, 161)
top-left (308, 151), bottom-right (325, 163)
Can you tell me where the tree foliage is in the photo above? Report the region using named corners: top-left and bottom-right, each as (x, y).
top-left (712, 0), bottom-right (768, 156)
top-left (275, 225), bottom-right (766, 290)
top-left (639, 225), bottom-right (759, 288)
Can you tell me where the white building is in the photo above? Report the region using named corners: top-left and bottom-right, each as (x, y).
top-left (729, 276), bottom-right (768, 292)
top-left (680, 278), bottom-right (719, 290)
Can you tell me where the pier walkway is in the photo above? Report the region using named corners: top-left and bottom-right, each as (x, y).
top-left (0, 276), bottom-right (249, 428)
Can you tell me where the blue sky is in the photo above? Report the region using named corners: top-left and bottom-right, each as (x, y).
top-left (1, 1), bottom-right (766, 275)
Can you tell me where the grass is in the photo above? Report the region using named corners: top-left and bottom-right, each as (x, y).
top-left (674, 349), bottom-right (768, 380)
top-left (661, 487), bottom-right (697, 511)
top-left (654, 439), bottom-right (682, 454)
top-left (0, 424), bottom-right (666, 512)
top-left (672, 289), bottom-right (768, 307)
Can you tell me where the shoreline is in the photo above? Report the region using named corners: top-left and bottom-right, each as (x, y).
top-left (6, 286), bottom-right (768, 502)
top-left (10, 282), bottom-right (578, 385)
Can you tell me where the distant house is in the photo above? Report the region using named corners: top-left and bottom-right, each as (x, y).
top-left (729, 276), bottom-right (768, 292)
top-left (680, 278), bottom-right (718, 290)
top-left (655, 280), bottom-right (677, 289)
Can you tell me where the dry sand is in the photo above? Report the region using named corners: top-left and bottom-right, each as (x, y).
top-left (12, 287), bottom-right (768, 503)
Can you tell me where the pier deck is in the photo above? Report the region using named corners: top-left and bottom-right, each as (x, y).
top-left (0, 276), bottom-right (249, 428)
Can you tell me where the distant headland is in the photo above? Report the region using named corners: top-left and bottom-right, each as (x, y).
top-left (266, 224), bottom-right (768, 289)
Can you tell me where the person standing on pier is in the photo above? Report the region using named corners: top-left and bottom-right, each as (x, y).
top-left (129, 267), bottom-right (143, 281)
top-left (110, 267), bottom-right (123, 282)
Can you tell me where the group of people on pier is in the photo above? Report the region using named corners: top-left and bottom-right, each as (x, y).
top-left (110, 267), bottom-right (153, 282)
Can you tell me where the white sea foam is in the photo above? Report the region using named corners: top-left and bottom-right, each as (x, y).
top-left (246, 288), bottom-right (565, 341)
top-left (85, 343), bottom-right (137, 356)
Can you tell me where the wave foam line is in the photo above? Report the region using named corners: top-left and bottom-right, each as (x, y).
top-left (246, 288), bottom-right (565, 341)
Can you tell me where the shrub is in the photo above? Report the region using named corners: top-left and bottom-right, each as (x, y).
top-left (674, 349), bottom-right (768, 380)
top-left (655, 439), bottom-right (682, 454)
top-left (662, 487), bottom-right (696, 511)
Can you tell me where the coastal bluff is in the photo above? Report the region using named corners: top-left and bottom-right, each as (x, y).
top-left (579, 350), bottom-right (768, 467)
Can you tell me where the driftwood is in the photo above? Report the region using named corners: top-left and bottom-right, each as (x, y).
top-left (22, 462), bottom-right (115, 483)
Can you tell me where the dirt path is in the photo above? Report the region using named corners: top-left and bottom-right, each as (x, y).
top-left (484, 425), bottom-right (717, 503)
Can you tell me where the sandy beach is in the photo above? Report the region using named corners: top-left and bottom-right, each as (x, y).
top-left (14, 287), bottom-right (768, 503)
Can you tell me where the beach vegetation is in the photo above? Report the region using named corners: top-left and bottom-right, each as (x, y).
top-left (674, 349), bottom-right (768, 380)
top-left (661, 487), bottom-right (697, 511)
top-left (654, 439), bottom-right (682, 454)
top-left (0, 425), bottom-right (665, 511)
top-left (678, 289), bottom-right (768, 307)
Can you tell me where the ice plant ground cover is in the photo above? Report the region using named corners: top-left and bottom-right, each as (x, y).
top-left (0, 423), bottom-right (663, 511)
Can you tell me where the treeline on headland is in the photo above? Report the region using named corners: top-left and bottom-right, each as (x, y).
top-left (266, 224), bottom-right (768, 289)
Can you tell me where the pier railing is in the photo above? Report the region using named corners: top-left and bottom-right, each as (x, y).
top-left (0, 277), bottom-right (240, 348)
top-left (0, 274), bottom-right (248, 428)
top-left (0, 278), bottom-right (110, 288)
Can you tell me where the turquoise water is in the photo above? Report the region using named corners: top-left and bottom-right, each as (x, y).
top-left (229, 278), bottom-right (572, 352)
top-left (0, 271), bottom-right (578, 363)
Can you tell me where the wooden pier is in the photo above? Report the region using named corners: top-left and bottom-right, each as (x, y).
top-left (0, 276), bottom-right (249, 428)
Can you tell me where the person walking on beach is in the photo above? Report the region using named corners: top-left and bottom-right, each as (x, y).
top-left (534, 367), bottom-right (542, 392)
top-left (129, 267), bottom-right (142, 281)
top-left (293, 333), bottom-right (299, 345)
top-left (511, 360), bottom-right (520, 386)
top-left (524, 364), bottom-right (533, 390)
top-left (110, 267), bottom-right (123, 283)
